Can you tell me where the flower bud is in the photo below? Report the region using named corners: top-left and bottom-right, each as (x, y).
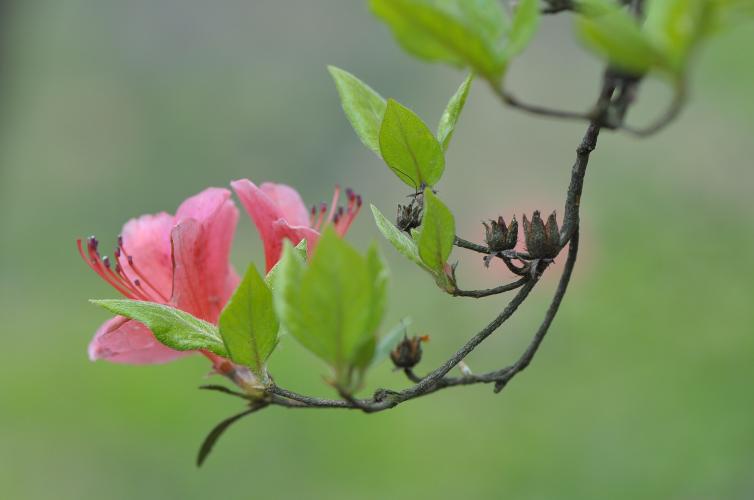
top-left (523, 210), bottom-right (560, 259)
top-left (483, 216), bottom-right (518, 252)
top-left (390, 335), bottom-right (428, 369)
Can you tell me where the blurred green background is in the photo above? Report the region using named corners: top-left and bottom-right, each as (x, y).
top-left (2, 1), bottom-right (753, 499)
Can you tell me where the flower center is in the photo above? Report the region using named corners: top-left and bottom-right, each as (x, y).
top-left (76, 236), bottom-right (168, 302)
top-left (309, 185), bottom-right (363, 236)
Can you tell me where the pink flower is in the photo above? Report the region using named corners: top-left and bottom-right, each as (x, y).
top-left (78, 188), bottom-right (239, 366)
top-left (231, 179), bottom-right (362, 272)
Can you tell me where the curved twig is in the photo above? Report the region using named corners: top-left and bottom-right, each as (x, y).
top-left (619, 84), bottom-right (686, 137)
top-left (452, 277), bottom-right (529, 298)
top-left (494, 229), bottom-right (580, 392)
top-left (493, 85), bottom-right (594, 122)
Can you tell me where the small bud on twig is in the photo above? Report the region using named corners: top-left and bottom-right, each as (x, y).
top-left (390, 334), bottom-right (429, 369)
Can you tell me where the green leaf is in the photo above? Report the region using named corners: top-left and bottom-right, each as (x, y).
top-left (370, 203), bottom-right (423, 267)
top-left (379, 99), bottom-right (445, 188)
top-left (436, 73), bottom-right (473, 151)
top-left (371, 318), bottom-right (411, 367)
top-left (275, 228), bottom-right (387, 390)
top-left (417, 188), bottom-right (455, 273)
top-left (365, 244), bottom-right (389, 336)
top-left (504, 0), bottom-right (541, 58)
top-left (218, 264), bottom-right (278, 378)
top-left (271, 241), bottom-right (307, 336)
top-left (266, 239), bottom-right (306, 289)
top-left (643, 0), bottom-right (707, 73)
top-left (369, 0), bottom-right (508, 80)
top-left (575, 0), bottom-right (661, 75)
top-left (328, 66), bottom-right (387, 155)
top-left (90, 299), bottom-right (227, 356)
top-left (197, 404), bottom-right (266, 467)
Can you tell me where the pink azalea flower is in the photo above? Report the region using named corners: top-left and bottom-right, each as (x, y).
top-left (231, 179), bottom-right (362, 272)
top-left (78, 188), bottom-right (239, 370)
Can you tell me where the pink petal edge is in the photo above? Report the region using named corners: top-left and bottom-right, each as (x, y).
top-left (89, 316), bottom-right (189, 364)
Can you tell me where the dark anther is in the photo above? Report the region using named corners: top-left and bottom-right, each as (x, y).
top-left (483, 216), bottom-right (518, 252)
top-left (522, 210), bottom-right (561, 259)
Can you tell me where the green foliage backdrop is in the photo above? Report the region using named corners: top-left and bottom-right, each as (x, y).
top-left (1, 1), bottom-right (753, 498)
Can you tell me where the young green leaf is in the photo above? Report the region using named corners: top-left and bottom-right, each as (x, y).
top-left (370, 203), bottom-right (423, 267)
top-left (504, 0), bottom-right (541, 58)
top-left (265, 239), bottom-right (306, 289)
top-left (218, 264), bottom-right (278, 378)
top-left (369, 0), bottom-right (508, 80)
top-left (575, 0), bottom-right (661, 75)
top-left (328, 66), bottom-right (387, 155)
top-left (366, 244), bottom-right (389, 335)
top-left (417, 188), bottom-right (455, 273)
top-left (437, 74), bottom-right (473, 151)
top-left (271, 241), bottom-right (307, 335)
top-left (275, 228), bottom-right (387, 390)
top-left (370, 318), bottom-right (411, 367)
top-left (643, 0), bottom-right (707, 73)
top-left (90, 299), bottom-right (227, 356)
top-left (379, 99), bottom-right (445, 188)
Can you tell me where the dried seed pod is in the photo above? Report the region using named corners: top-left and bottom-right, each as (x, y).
top-left (396, 201), bottom-right (422, 232)
top-left (523, 210), bottom-right (561, 259)
top-left (483, 216), bottom-right (518, 252)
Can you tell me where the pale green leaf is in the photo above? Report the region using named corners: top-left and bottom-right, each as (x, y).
top-left (417, 188), bottom-right (455, 273)
top-left (370, 203), bottom-right (423, 267)
top-left (275, 228), bottom-right (387, 389)
top-left (369, 0), bottom-right (508, 80)
top-left (90, 299), bottom-right (227, 356)
top-left (379, 99), bottom-right (445, 188)
top-left (643, 0), bottom-right (707, 73)
top-left (575, 0), bottom-right (661, 75)
top-left (328, 66), bottom-right (387, 155)
top-left (271, 241), bottom-right (306, 337)
top-left (371, 318), bottom-right (411, 367)
top-left (218, 264), bottom-right (278, 378)
top-left (504, 0), bottom-right (541, 58)
top-left (437, 73), bottom-right (473, 151)
top-left (266, 239), bottom-right (306, 289)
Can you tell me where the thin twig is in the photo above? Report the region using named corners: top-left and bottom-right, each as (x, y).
top-left (452, 277), bottom-right (529, 298)
top-left (620, 84), bottom-right (686, 137)
top-left (493, 85), bottom-right (594, 122)
top-left (494, 229), bottom-right (580, 392)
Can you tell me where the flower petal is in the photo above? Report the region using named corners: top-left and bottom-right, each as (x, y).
top-left (88, 316), bottom-right (189, 364)
top-left (118, 212), bottom-right (174, 300)
top-left (271, 219), bottom-right (321, 263)
top-left (259, 182), bottom-right (310, 228)
top-left (170, 188), bottom-right (239, 323)
top-left (175, 187), bottom-right (234, 226)
top-left (232, 179), bottom-right (288, 272)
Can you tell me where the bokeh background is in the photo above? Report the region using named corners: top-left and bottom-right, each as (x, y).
top-left (2, 1), bottom-right (753, 499)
